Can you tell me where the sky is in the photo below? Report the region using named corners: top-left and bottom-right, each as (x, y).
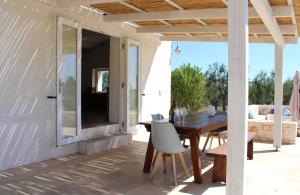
top-left (170, 39), bottom-right (300, 81)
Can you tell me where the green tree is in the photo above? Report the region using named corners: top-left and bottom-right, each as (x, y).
top-left (249, 71), bottom-right (274, 104)
top-left (102, 71), bottom-right (109, 91)
top-left (171, 63), bottom-right (206, 113)
top-left (249, 71), bottom-right (294, 105)
top-left (205, 63), bottom-right (228, 111)
top-left (283, 78), bottom-right (293, 105)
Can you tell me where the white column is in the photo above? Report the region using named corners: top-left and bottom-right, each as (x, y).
top-left (274, 44), bottom-right (283, 149)
top-left (226, 0), bottom-right (249, 194)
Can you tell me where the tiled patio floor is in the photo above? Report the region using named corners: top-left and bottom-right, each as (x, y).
top-left (0, 134), bottom-right (300, 195)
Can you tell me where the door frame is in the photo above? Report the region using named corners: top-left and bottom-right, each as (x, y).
top-left (56, 16), bottom-right (82, 146)
top-left (123, 38), bottom-right (142, 131)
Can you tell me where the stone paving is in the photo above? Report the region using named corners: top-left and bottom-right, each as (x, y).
top-left (0, 135), bottom-right (299, 195)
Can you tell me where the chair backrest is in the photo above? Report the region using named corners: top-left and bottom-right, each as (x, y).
top-left (151, 113), bottom-right (165, 121)
top-left (151, 121), bottom-right (185, 153)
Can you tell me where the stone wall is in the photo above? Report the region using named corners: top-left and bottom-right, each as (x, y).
top-left (248, 120), bottom-right (297, 144)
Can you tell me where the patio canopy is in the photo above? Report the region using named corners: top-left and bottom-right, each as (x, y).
top-left (55, 0), bottom-right (300, 44)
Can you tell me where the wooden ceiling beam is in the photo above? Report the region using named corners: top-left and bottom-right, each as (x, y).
top-left (57, 0), bottom-right (125, 7)
top-left (119, 1), bottom-right (144, 12)
top-left (222, 0), bottom-right (228, 7)
top-left (137, 24), bottom-right (296, 34)
top-left (164, 0), bottom-right (184, 10)
top-left (103, 6), bottom-right (293, 22)
top-left (164, 0), bottom-right (208, 26)
top-left (160, 35), bottom-right (297, 44)
top-left (195, 19), bottom-right (207, 26)
top-left (117, 1), bottom-right (175, 28)
top-left (287, 0), bottom-right (297, 36)
top-left (250, 0), bottom-right (285, 45)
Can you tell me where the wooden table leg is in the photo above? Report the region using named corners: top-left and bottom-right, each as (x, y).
top-left (143, 134), bottom-right (154, 173)
top-left (247, 140), bottom-right (253, 160)
top-left (190, 134), bottom-right (202, 184)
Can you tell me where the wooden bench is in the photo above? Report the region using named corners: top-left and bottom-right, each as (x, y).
top-left (206, 132), bottom-right (257, 183)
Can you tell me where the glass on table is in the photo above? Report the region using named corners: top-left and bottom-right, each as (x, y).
top-left (181, 108), bottom-right (188, 123)
top-left (179, 108), bottom-right (184, 123)
top-left (174, 108), bottom-right (180, 123)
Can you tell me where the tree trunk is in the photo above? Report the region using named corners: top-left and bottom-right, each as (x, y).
top-left (222, 96), bottom-right (226, 111)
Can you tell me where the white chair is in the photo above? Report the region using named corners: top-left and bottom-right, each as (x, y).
top-left (150, 121), bottom-right (190, 186)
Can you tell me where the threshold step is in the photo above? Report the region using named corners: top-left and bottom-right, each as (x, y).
top-left (79, 132), bottom-right (132, 155)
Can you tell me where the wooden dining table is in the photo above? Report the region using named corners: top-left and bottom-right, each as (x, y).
top-left (139, 112), bottom-right (227, 184)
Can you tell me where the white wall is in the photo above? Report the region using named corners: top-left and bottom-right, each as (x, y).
top-left (140, 42), bottom-right (172, 121)
top-left (0, 0), bottom-right (171, 170)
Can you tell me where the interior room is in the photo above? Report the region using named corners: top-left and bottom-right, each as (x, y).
top-left (81, 29), bottom-right (111, 128)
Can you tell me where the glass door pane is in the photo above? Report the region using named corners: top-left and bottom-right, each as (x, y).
top-left (128, 43), bottom-right (139, 129)
top-left (60, 24), bottom-right (77, 138)
top-left (56, 17), bottom-right (81, 146)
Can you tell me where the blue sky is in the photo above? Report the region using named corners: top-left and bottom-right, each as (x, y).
top-left (171, 39), bottom-right (300, 81)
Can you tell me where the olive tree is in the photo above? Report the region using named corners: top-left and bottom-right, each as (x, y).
top-left (249, 71), bottom-right (274, 104)
top-left (249, 71), bottom-right (294, 105)
top-left (205, 63), bottom-right (228, 111)
top-left (283, 78), bottom-right (293, 105)
top-left (171, 63), bottom-right (206, 113)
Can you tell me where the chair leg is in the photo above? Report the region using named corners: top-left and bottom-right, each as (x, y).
top-left (171, 154), bottom-right (177, 186)
top-left (202, 134), bottom-right (211, 152)
top-left (218, 135), bottom-right (221, 146)
top-left (163, 156), bottom-right (167, 174)
top-left (152, 150), bottom-right (158, 167)
top-left (178, 153), bottom-right (190, 177)
top-left (209, 135), bottom-right (214, 149)
top-left (221, 134), bottom-right (226, 143)
top-left (150, 151), bottom-right (163, 179)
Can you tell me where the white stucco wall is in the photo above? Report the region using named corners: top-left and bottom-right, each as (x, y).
top-left (140, 42), bottom-right (172, 121)
top-left (0, 0), bottom-right (171, 170)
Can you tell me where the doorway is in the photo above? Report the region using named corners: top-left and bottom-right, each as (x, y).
top-left (81, 29), bottom-right (110, 128)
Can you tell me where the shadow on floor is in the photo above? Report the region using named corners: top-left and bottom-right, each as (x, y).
top-left (0, 141), bottom-right (224, 195)
top-left (254, 149), bottom-right (278, 154)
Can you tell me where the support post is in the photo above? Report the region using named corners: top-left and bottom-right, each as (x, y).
top-left (274, 44), bottom-right (284, 149)
top-left (227, 0), bottom-right (249, 194)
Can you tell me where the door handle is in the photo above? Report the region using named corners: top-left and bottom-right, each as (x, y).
top-left (47, 96), bottom-right (57, 99)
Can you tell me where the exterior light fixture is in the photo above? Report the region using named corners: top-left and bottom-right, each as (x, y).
top-left (174, 42), bottom-right (181, 55)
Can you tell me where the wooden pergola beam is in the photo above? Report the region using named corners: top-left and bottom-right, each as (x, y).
top-left (222, 0), bottom-right (228, 7)
top-left (103, 6), bottom-right (293, 22)
top-left (160, 35), bottom-right (297, 44)
top-left (164, 0), bottom-right (184, 10)
top-left (287, 0), bottom-right (298, 36)
top-left (57, 0), bottom-right (125, 7)
top-left (137, 24), bottom-right (296, 34)
top-left (250, 0), bottom-right (285, 45)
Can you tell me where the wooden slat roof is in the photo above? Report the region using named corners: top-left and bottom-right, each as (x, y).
top-left (89, 0), bottom-right (300, 43)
